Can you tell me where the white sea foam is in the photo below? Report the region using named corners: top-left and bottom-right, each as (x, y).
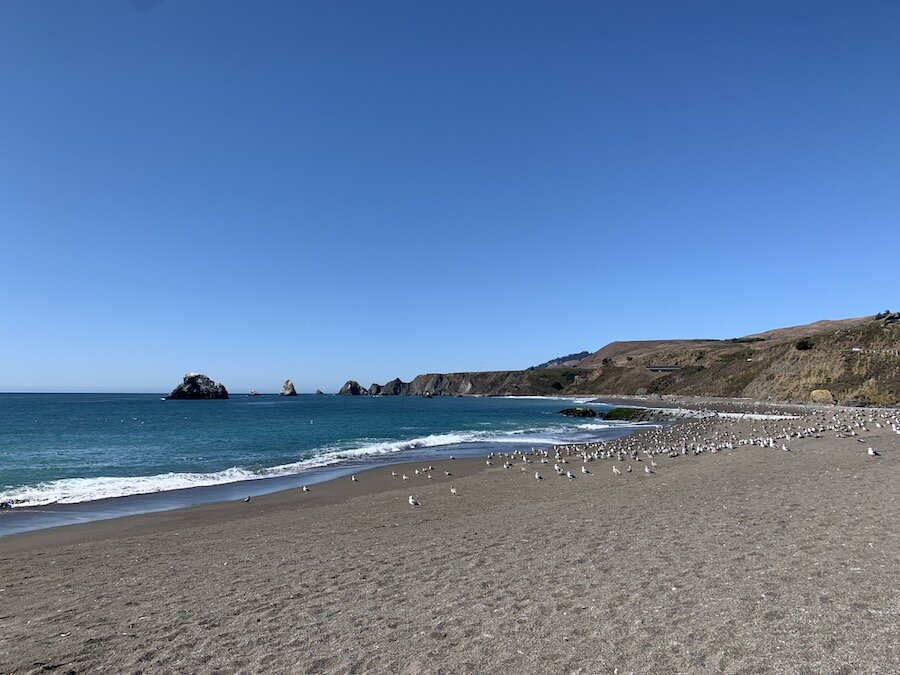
top-left (0, 426), bottom-right (616, 508)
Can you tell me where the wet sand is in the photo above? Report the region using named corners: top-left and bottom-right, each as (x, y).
top-left (2, 400), bottom-right (899, 674)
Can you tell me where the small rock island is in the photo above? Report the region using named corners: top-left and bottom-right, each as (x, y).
top-left (165, 373), bottom-right (229, 400)
top-left (280, 380), bottom-right (298, 396)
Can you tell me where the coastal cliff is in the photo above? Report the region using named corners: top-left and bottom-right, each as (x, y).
top-left (341, 312), bottom-right (900, 405)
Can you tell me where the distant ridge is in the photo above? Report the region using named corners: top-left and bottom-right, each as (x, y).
top-left (531, 351), bottom-right (592, 369)
top-left (341, 312), bottom-right (900, 406)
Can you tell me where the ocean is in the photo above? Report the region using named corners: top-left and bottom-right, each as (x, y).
top-left (0, 393), bottom-right (648, 536)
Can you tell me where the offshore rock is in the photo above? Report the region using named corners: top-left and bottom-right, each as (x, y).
top-left (368, 383), bottom-right (383, 396)
top-left (381, 378), bottom-right (411, 396)
top-left (339, 380), bottom-right (368, 396)
top-left (165, 373), bottom-right (229, 400)
top-left (280, 380), bottom-right (298, 396)
top-left (315, 389), bottom-right (325, 395)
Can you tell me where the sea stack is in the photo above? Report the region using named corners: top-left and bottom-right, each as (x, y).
top-left (339, 380), bottom-right (368, 396)
top-left (165, 373), bottom-right (229, 400)
top-left (280, 379), bottom-right (298, 396)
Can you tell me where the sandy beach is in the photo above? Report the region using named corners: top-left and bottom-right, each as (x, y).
top-left (2, 398), bottom-right (899, 674)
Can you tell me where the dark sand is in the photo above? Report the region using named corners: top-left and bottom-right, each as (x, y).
top-left (1, 400), bottom-right (899, 674)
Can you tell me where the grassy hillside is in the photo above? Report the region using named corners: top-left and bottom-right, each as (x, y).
top-left (350, 313), bottom-right (900, 405)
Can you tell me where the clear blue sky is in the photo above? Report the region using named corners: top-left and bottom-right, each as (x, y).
top-left (1, 1), bottom-right (898, 393)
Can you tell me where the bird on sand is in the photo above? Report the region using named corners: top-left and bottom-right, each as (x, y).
top-left (351, 474), bottom-right (358, 482)
top-left (581, 465), bottom-right (590, 475)
top-left (450, 486), bottom-right (458, 496)
top-left (302, 485), bottom-right (310, 492)
top-left (868, 447), bottom-right (881, 457)
top-left (243, 496), bottom-right (250, 502)
top-left (566, 470), bottom-right (576, 479)
top-left (408, 495), bottom-right (420, 507)
top-left (644, 465), bottom-right (652, 475)
top-left (535, 471), bottom-right (543, 480)
top-left (613, 465), bottom-right (621, 476)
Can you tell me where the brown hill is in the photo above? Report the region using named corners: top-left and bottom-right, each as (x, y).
top-left (343, 313), bottom-right (900, 405)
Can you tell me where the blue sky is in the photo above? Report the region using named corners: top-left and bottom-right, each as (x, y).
top-left (1, 0), bottom-right (898, 393)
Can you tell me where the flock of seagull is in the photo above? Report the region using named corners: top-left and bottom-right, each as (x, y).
top-left (273, 405), bottom-right (896, 508)
top-left (394, 405), bottom-right (898, 508)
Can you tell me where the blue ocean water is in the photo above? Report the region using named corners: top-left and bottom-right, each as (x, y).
top-left (0, 393), bottom-right (645, 535)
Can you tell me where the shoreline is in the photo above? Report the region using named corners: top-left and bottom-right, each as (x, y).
top-left (0, 394), bottom-right (881, 540)
top-left (2, 397), bottom-right (899, 672)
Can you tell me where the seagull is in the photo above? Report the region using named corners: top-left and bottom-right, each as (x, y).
top-left (450, 486), bottom-right (458, 496)
top-left (243, 496), bottom-right (250, 502)
top-left (644, 465), bottom-right (652, 475)
top-left (351, 474), bottom-right (358, 482)
top-left (408, 495), bottom-right (420, 507)
top-left (781, 444), bottom-right (791, 452)
top-left (535, 471), bottom-right (543, 480)
top-left (444, 471), bottom-right (452, 476)
top-left (581, 465), bottom-right (590, 475)
top-left (391, 471), bottom-right (398, 477)
top-left (302, 485), bottom-right (310, 492)
top-left (868, 447), bottom-right (881, 457)
top-left (566, 470), bottom-right (576, 479)
top-left (486, 460), bottom-right (493, 466)
top-left (613, 465), bottom-right (621, 476)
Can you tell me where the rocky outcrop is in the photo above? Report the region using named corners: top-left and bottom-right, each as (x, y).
top-left (339, 380), bottom-right (368, 396)
top-left (368, 383), bottom-right (383, 396)
top-left (165, 373), bottom-right (229, 400)
top-left (560, 408), bottom-right (597, 417)
top-left (280, 380), bottom-right (298, 396)
top-left (810, 389), bottom-right (836, 404)
top-left (315, 389), bottom-right (325, 395)
top-left (381, 378), bottom-right (411, 396)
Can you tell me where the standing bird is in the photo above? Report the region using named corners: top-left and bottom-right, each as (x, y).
top-left (581, 465), bottom-right (590, 475)
top-left (613, 465), bottom-right (621, 476)
top-left (408, 495), bottom-right (420, 507)
top-left (351, 474), bottom-right (358, 482)
top-left (868, 447), bottom-right (881, 457)
top-left (535, 471), bottom-right (543, 480)
top-left (450, 485), bottom-right (458, 496)
top-left (302, 485), bottom-right (310, 492)
top-left (644, 465), bottom-right (652, 475)
top-left (566, 470), bottom-right (576, 479)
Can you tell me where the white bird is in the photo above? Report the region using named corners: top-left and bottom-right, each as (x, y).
top-left (644, 465), bottom-right (652, 475)
top-left (351, 474), bottom-right (358, 482)
top-left (391, 471), bottom-right (398, 477)
top-left (302, 485), bottom-right (310, 492)
top-left (781, 444), bottom-right (791, 452)
top-left (444, 471), bottom-right (452, 476)
top-left (402, 474), bottom-right (410, 481)
top-left (566, 470), bottom-right (576, 479)
top-left (613, 465), bottom-right (621, 476)
top-left (408, 495), bottom-right (420, 507)
top-left (581, 465), bottom-right (590, 474)
top-left (535, 471), bottom-right (543, 480)
top-left (868, 447), bottom-right (881, 457)
top-left (486, 460), bottom-right (493, 466)
top-left (450, 485), bottom-right (458, 496)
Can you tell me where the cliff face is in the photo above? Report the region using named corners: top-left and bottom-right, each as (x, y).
top-left (342, 313), bottom-right (900, 405)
